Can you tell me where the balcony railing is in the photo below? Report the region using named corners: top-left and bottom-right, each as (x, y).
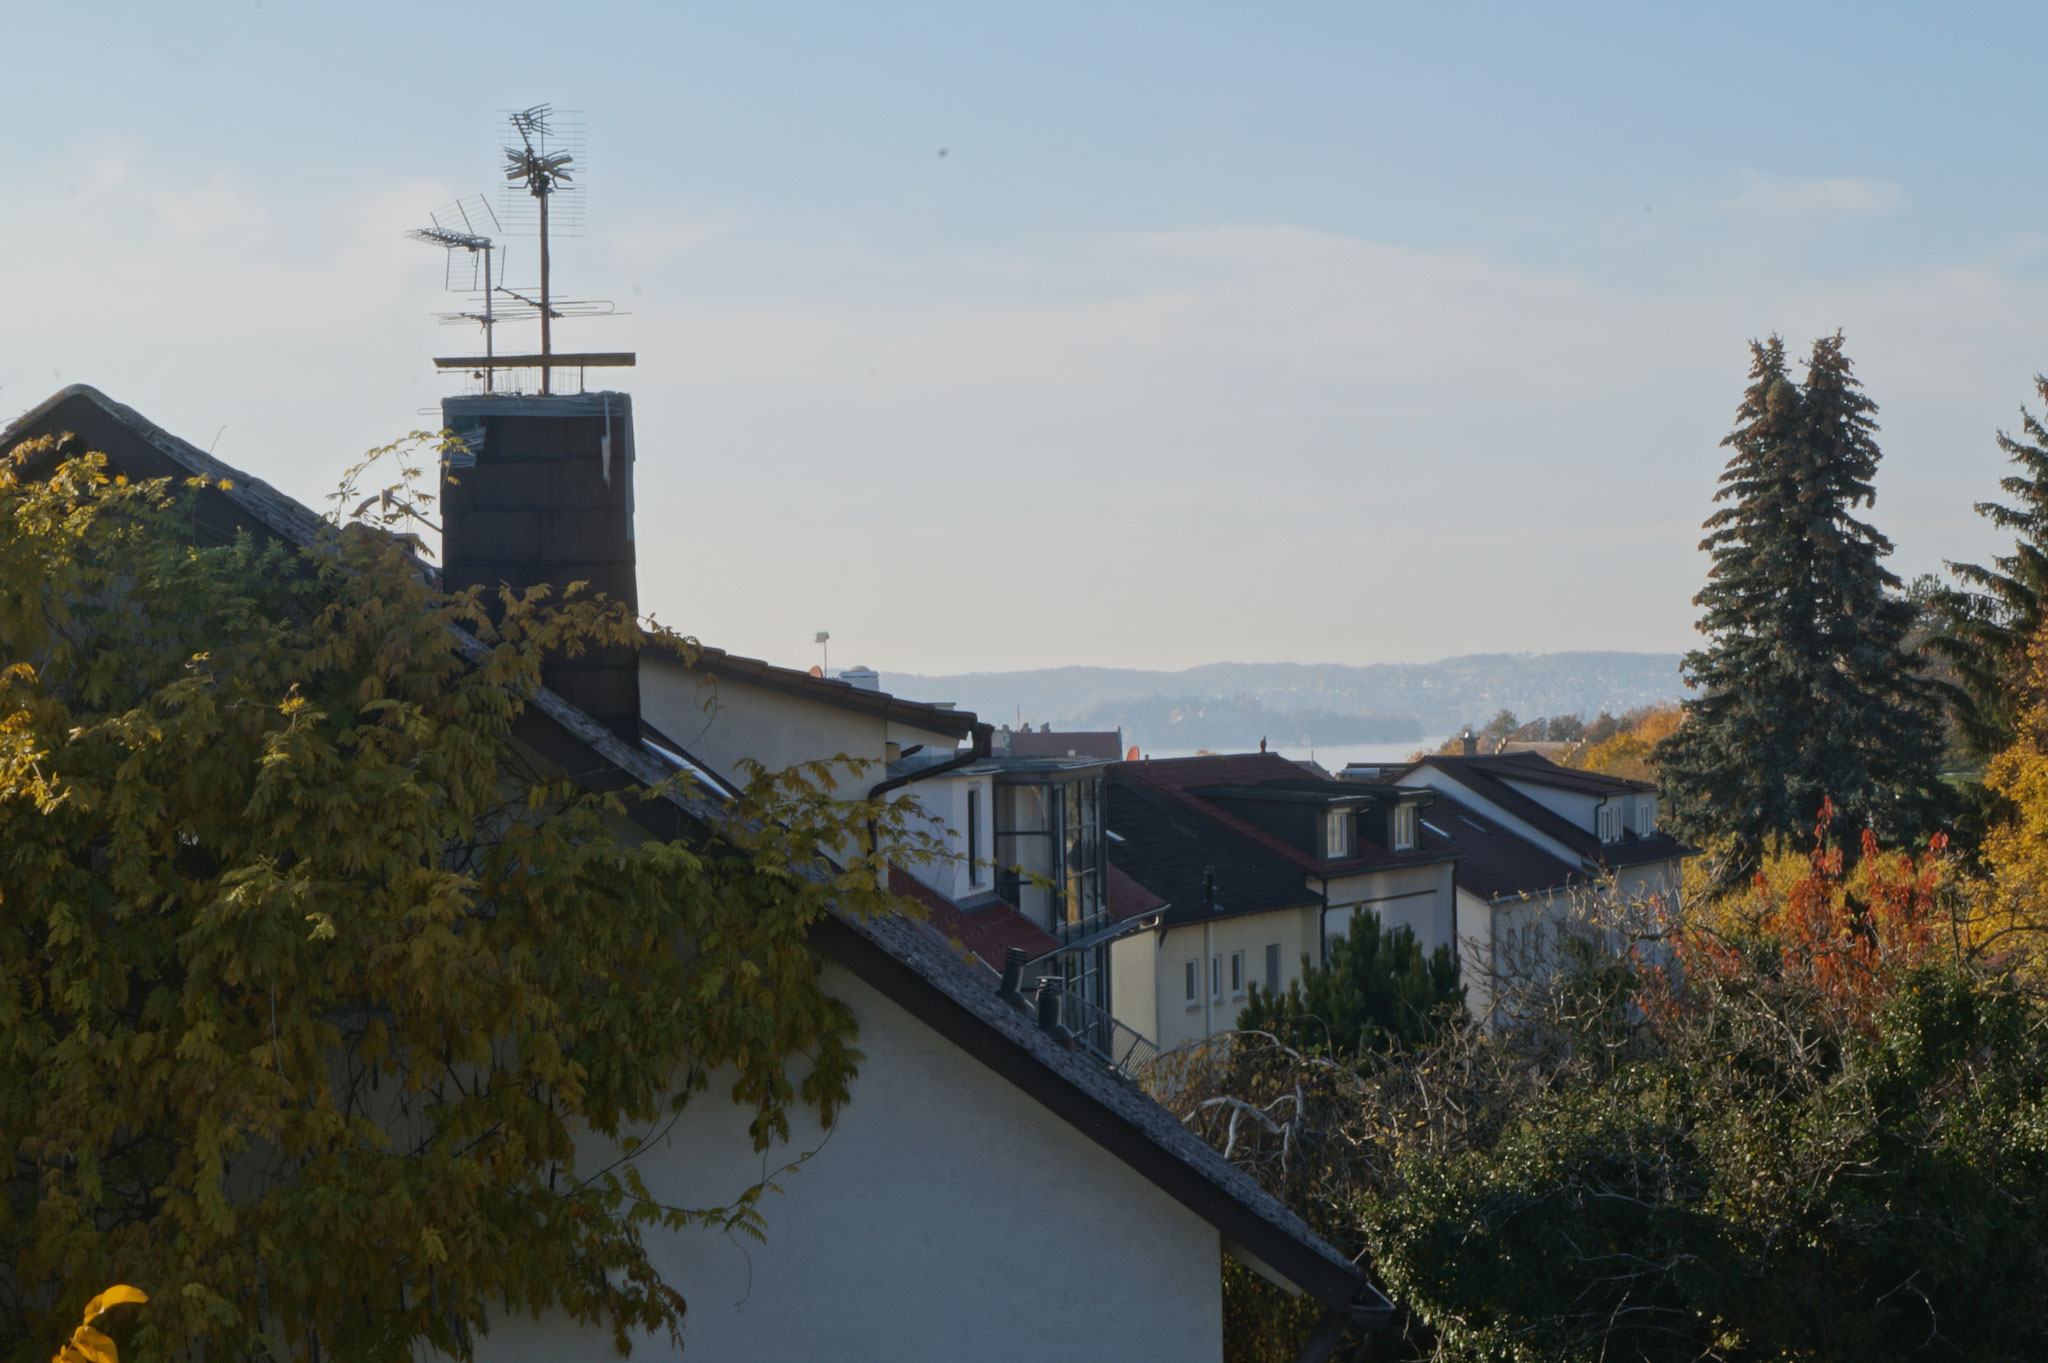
top-left (1046, 986), bottom-right (1159, 1075)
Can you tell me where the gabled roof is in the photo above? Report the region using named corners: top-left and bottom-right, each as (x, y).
top-left (1420, 795), bottom-right (1585, 902)
top-left (1397, 753), bottom-right (1684, 871)
top-left (1115, 753), bottom-right (1455, 880)
top-left (3, 384), bottom-right (1382, 1322)
top-left (640, 635), bottom-right (982, 739)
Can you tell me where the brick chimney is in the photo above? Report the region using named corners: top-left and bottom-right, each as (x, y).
top-left (438, 392), bottom-right (640, 740)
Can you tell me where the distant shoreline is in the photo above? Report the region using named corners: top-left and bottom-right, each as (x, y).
top-left (883, 650), bottom-right (1684, 748)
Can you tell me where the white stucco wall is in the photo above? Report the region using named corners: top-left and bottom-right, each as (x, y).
top-left (899, 771), bottom-right (995, 902)
top-left (1320, 861), bottom-right (1458, 959)
top-left (466, 962), bottom-right (1224, 1363)
top-left (1131, 909), bottom-right (1321, 1051)
top-left (1497, 778), bottom-right (1599, 833)
top-left (641, 658), bottom-right (886, 792)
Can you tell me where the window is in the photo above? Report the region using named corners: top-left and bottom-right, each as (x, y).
top-left (966, 786), bottom-right (982, 885)
top-left (1265, 943), bottom-right (1281, 995)
top-left (1230, 950), bottom-right (1245, 998)
top-left (1211, 955), bottom-right (1222, 1001)
top-left (1636, 797), bottom-right (1657, 836)
top-left (1598, 803), bottom-right (1620, 843)
top-left (1391, 803), bottom-right (1418, 851)
top-left (1185, 959), bottom-right (1199, 1008)
top-left (1325, 809), bottom-right (1351, 859)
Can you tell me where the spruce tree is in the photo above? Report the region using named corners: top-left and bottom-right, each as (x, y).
top-left (1658, 333), bottom-right (1945, 867)
top-left (1932, 376), bottom-right (2048, 759)
top-left (1237, 910), bottom-right (1463, 1057)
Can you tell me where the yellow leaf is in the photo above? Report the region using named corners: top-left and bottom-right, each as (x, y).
top-left (80, 1286), bottom-right (148, 1322)
top-left (60, 1325), bottom-right (116, 1363)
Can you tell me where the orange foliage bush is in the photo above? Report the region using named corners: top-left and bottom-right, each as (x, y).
top-left (1650, 799), bottom-right (1952, 1032)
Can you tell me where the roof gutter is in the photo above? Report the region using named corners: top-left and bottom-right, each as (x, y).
top-left (866, 722), bottom-right (995, 855)
top-left (1028, 911), bottom-right (1158, 965)
top-left (868, 721), bottom-right (994, 803)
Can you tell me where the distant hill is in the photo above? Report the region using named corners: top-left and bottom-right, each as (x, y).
top-left (885, 652), bottom-right (1685, 751)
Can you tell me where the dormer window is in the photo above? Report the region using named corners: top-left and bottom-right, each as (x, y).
top-left (1598, 803), bottom-right (1621, 843)
top-left (1390, 803), bottom-right (1418, 852)
top-left (1325, 809), bottom-right (1351, 859)
top-left (1635, 797), bottom-right (1658, 836)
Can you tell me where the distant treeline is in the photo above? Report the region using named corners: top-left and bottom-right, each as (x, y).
top-left (1061, 693), bottom-right (1422, 750)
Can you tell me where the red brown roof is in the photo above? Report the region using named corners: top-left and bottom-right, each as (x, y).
top-left (1107, 864), bottom-right (1169, 922)
top-left (888, 867), bottom-right (1061, 973)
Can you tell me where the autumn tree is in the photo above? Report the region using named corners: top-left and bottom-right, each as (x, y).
top-left (0, 441), bottom-right (925, 1363)
top-left (1567, 703), bottom-right (1680, 784)
top-left (1184, 822), bottom-right (2048, 1363)
top-left (1933, 376), bottom-right (2048, 759)
top-left (1659, 333), bottom-right (1945, 869)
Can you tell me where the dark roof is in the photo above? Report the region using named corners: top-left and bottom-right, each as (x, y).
top-left (1003, 729), bottom-right (1123, 760)
top-left (1427, 750), bottom-right (1657, 794)
top-left (3, 384), bottom-right (1381, 1321)
top-left (1106, 775), bottom-right (1316, 926)
top-left (1420, 795), bottom-right (1585, 902)
top-left (1114, 753), bottom-right (1455, 879)
top-left (1399, 754), bottom-right (1685, 871)
top-left (889, 866), bottom-right (1062, 970)
top-left (4, 385), bottom-right (330, 550)
top-left (641, 634), bottom-right (981, 738)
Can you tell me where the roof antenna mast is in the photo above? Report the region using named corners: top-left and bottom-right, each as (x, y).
top-left (504, 105), bottom-right (572, 393)
top-left (410, 105), bottom-right (632, 396)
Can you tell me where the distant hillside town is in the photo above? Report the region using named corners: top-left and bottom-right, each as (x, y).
top-left (888, 651), bottom-right (1684, 753)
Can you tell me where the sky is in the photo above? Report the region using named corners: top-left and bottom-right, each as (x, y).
top-left (8, 2), bottom-right (2048, 675)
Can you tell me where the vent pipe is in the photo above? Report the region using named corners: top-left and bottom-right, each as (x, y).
top-left (1035, 979), bottom-right (1076, 1048)
top-left (997, 947), bottom-right (1026, 1010)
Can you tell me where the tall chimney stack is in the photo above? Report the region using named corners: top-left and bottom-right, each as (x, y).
top-left (439, 391), bottom-right (640, 740)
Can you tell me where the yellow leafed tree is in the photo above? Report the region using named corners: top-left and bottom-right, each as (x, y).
top-left (1977, 624), bottom-right (2048, 959)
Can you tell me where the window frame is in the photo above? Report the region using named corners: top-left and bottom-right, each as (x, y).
top-left (966, 785), bottom-right (983, 885)
top-left (1325, 808), bottom-right (1351, 859)
top-left (1264, 942), bottom-right (1282, 995)
top-left (1185, 959), bottom-right (1200, 1009)
top-left (1230, 949), bottom-right (1245, 998)
top-left (1390, 802), bottom-right (1418, 852)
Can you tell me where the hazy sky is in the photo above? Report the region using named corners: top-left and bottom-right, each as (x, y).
top-left (9, 2), bottom-right (2048, 674)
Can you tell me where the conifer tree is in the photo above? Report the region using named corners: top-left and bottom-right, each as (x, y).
top-left (1237, 909), bottom-right (1462, 1058)
top-left (1658, 333), bottom-right (1944, 867)
top-left (1932, 376), bottom-right (2048, 759)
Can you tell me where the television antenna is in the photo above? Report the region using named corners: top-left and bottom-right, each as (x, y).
top-left (407, 197), bottom-right (502, 391)
top-left (412, 105), bottom-right (633, 395)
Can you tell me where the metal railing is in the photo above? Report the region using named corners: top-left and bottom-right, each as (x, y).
top-left (1046, 986), bottom-right (1160, 1075)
